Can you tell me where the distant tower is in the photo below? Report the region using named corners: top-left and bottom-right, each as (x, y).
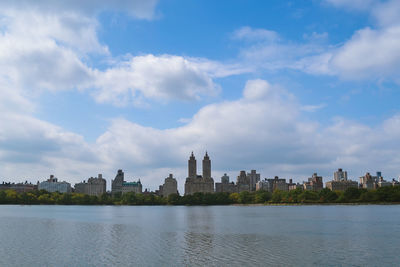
top-left (237, 170), bottom-right (248, 185)
top-left (188, 152), bottom-right (197, 178)
top-left (221, 173), bottom-right (229, 184)
top-left (334, 168), bottom-right (348, 181)
top-left (111, 169), bottom-right (124, 194)
top-left (203, 152), bottom-right (211, 179)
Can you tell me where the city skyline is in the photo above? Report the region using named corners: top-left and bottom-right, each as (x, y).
top-left (1, 151), bottom-right (398, 193)
top-left (1, 1), bottom-right (400, 192)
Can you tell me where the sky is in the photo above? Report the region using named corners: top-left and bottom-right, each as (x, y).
top-left (1, 0), bottom-right (400, 192)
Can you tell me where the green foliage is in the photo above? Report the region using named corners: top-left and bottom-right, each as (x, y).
top-left (238, 191), bottom-right (254, 204)
top-left (254, 190), bottom-right (271, 203)
top-left (319, 188), bottom-right (339, 202)
top-left (1, 186), bottom-right (400, 206)
top-left (271, 190), bottom-right (285, 203)
top-left (229, 193), bottom-right (240, 204)
top-left (167, 193), bottom-right (181, 205)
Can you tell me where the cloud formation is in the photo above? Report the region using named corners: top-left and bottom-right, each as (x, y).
top-left (1, 0), bottom-right (400, 193)
top-left (1, 78), bottom-right (400, 191)
top-left (0, 0), bottom-right (227, 110)
top-left (232, 0), bottom-right (400, 83)
top-left (92, 55), bottom-right (221, 106)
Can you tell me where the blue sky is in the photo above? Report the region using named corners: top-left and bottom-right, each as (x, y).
top-left (1, 0), bottom-right (400, 191)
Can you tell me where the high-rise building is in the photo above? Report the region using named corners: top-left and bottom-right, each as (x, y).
top-left (215, 173), bottom-right (236, 193)
top-left (74, 174), bottom-right (106, 196)
top-left (111, 169), bottom-right (142, 195)
top-left (256, 176), bottom-right (288, 192)
top-left (221, 173), bottom-right (230, 184)
top-left (303, 173), bottom-right (323, 191)
top-left (236, 170), bottom-right (249, 185)
top-left (247, 170), bottom-right (261, 191)
top-left (112, 169), bottom-right (124, 193)
top-left (188, 152), bottom-right (196, 179)
top-left (159, 174), bottom-right (178, 197)
top-left (327, 169), bottom-right (357, 191)
top-left (203, 152), bottom-right (211, 179)
top-left (334, 168), bottom-right (348, 181)
top-left (184, 152), bottom-right (214, 195)
top-left (359, 172), bottom-right (375, 189)
top-left (39, 175), bottom-right (71, 193)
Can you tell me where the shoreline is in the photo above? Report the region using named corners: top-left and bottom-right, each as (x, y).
top-left (2, 202), bottom-right (400, 207)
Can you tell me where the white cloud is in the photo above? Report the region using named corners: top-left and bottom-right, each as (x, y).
top-left (232, 26), bottom-right (279, 42)
top-left (0, 0), bottom-right (159, 20)
top-left (91, 54), bottom-right (221, 106)
top-left (372, 0), bottom-right (400, 27)
top-left (0, 111), bottom-right (102, 183)
top-left (2, 79), bottom-right (400, 191)
top-left (243, 79), bottom-right (272, 100)
top-left (91, 80), bottom-right (400, 190)
top-left (331, 26), bottom-right (400, 80)
top-left (2, 0), bottom-right (400, 192)
top-left (232, 26), bottom-right (331, 73)
top-left (0, 1), bottom-right (234, 111)
top-left (234, 3), bottom-right (400, 83)
top-left (316, 0), bottom-right (400, 81)
top-left (300, 103), bottom-right (326, 112)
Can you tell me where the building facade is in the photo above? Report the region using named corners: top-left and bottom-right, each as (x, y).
top-left (334, 168), bottom-right (348, 181)
top-left (159, 174), bottom-right (178, 197)
top-left (303, 173), bottom-right (323, 191)
top-left (326, 168), bottom-right (358, 191)
top-left (111, 169), bottom-right (142, 195)
top-left (74, 174), bottom-right (106, 196)
top-left (359, 172), bottom-right (376, 189)
top-left (326, 180), bottom-right (358, 191)
top-left (184, 152), bottom-right (214, 195)
top-left (38, 175), bottom-right (71, 193)
top-left (247, 170), bottom-right (261, 191)
top-left (256, 176), bottom-right (288, 192)
top-left (0, 182), bottom-right (36, 193)
top-left (215, 173), bottom-right (237, 193)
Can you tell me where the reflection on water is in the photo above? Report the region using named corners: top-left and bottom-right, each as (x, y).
top-left (0, 205), bottom-right (399, 266)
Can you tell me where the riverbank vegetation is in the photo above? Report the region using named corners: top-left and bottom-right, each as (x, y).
top-left (1, 186), bottom-right (400, 205)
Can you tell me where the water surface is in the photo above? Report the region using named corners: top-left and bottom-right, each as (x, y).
top-left (0, 205), bottom-right (399, 266)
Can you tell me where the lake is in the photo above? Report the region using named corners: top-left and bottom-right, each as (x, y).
top-left (0, 205), bottom-right (399, 266)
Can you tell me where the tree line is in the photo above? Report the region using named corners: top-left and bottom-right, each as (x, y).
top-left (1, 186), bottom-right (400, 205)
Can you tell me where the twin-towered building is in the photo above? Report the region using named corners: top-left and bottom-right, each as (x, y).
top-left (184, 152), bottom-right (214, 195)
top-left (14, 153), bottom-right (400, 196)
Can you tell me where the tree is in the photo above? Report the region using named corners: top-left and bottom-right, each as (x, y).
top-left (298, 190), bottom-right (319, 203)
top-left (229, 193), bottom-right (240, 204)
top-left (318, 188), bottom-right (338, 203)
top-left (238, 191), bottom-right (253, 204)
top-left (341, 187), bottom-right (363, 202)
top-left (271, 190), bottom-right (284, 203)
top-left (214, 192), bottom-right (232, 205)
top-left (5, 190), bottom-right (18, 203)
top-left (167, 193), bottom-right (181, 205)
top-left (121, 192), bottom-right (137, 205)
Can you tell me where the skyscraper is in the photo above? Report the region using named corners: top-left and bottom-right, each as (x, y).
top-left (184, 152), bottom-right (214, 195)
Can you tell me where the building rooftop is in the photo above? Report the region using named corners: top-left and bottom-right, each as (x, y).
top-left (123, 182), bottom-right (141, 186)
